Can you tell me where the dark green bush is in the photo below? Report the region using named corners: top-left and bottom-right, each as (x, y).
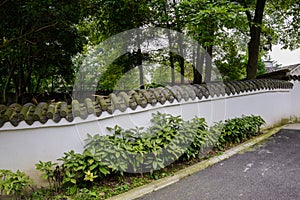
top-left (36, 151), bottom-right (110, 195)
top-left (0, 169), bottom-right (33, 198)
top-left (35, 113), bottom-right (265, 195)
top-left (84, 112), bottom-right (205, 174)
top-left (58, 150), bottom-right (110, 194)
top-left (181, 117), bottom-right (217, 160)
top-left (216, 115), bottom-right (265, 149)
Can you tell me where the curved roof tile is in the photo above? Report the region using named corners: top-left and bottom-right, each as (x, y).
top-left (0, 79), bottom-right (294, 128)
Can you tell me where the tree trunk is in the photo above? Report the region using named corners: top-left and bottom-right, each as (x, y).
top-left (179, 56), bottom-right (184, 84)
top-left (138, 48), bottom-right (144, 89)
top-left (20, 59), bottom-right (26, 97)
top-left (35, 74), bottom-right (42, 94)
top-left (174, 0), bottom-right (185, 84)
top-left (52, 75), bottom-right (54, 92)
top-left (205, 45), bottom-right (213, 83)
top-left (246, 0), bottom-right (267, 79)
top-left (193, 45), bottom-right (203, 84)
top-left (204, 20), bottom-right (215, 83)
top-left (26, 46), bottom-right (33, 93)
top-left (3, 61), bottom-right (15, 104)
top-left (13, 73), bottom-right (19, 103)
top-left (193, 45), bottom-right (197, 84)
top-left (167, 29), bottom-right (175, 85)
top-left (137, 32), bottom-right (144, 89)
top-left (178, 35), bottom-right (185, 84)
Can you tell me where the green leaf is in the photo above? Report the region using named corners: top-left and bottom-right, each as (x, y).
top-left (70, 179), bottom-right (77, 184)
top-left (88, 159), bottom-right (94, 165)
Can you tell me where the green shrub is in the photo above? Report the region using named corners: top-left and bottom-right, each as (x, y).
top-left (35, 161), bottom-right (60, 192)
top-left (36, 151), bottom-right (110, 195)
top-left (0, 169), bottom-right (33, 198)
top-left (35, 113), bottom-right (265, 196)
top-left (181, 117), bottom-right (215, 160)
top-left (216, 115), bottom-right (265, 149)
top-left (84, 112), bottom-right (200, 174)
top-left (60, 150), bottom-right (110, 194)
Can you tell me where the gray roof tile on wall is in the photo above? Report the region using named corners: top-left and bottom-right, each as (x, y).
top-left (0, 79), bottom-right (294, 128)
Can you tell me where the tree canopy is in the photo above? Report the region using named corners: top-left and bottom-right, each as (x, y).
top-left (0, 0), bottom-right (85, 103)
top-left (0, 0), bottom-right (299, 104)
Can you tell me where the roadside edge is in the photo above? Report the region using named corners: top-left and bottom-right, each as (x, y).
top-left (107, 126), bottom-right (283, 200)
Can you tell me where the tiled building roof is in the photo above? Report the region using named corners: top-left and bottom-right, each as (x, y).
top-left (284, 63), bottom-right (300, 73)
top-left (266, 63), bottom-right (300, 74)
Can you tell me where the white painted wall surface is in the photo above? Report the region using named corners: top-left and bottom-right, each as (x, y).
top-left (290, 81), bottom-right (300, 117)
top-left (0, 82), bottom-right (299, 179)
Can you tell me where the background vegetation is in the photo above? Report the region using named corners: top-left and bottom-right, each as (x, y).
top-left (1, 0), bottom-right (299, 104)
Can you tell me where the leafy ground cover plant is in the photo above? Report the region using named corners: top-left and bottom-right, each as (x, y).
top-left (35, 161), bottom-right (60, 193)
top-left (0, 169), bottom-right (33, 199)
top-left (1, 113), bottom-right (265, 199)
top-left (216, 115), bottom-right (265, 149)
top-left (36, 150), bottom-right (111, 195)
top-left (182, 117), bottom-right (220, 160)
top-left (84, 112), bottom-right (213, 174)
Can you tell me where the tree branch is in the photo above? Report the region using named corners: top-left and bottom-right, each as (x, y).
top-left (0, 0), bottom-right (9, 7)
top-left (245, 10), bottom-right (252, 23)
top-left (34, 22), bottom-right (58, 32)
top-left (0, 22), bottom-right (58, 49)
top-left (268, 0), bottom-right (293, 23)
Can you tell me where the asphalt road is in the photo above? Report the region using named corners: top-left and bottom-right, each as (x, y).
top-left (139, 127), bottom-right (300, 200)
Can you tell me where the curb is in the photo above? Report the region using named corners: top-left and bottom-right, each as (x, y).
top-left (107, 126), bottom-right (282, 200)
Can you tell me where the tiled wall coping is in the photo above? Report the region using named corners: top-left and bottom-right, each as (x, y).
top-left (0, 79), bottom-right (293, 129)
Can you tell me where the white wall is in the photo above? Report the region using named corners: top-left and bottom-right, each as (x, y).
top-left (0, 82), bottom-right (299, 179)
top-left (290, 81), bottom-right (300, 117)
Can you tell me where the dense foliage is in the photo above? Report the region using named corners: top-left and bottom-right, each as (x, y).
top-left (1, 0), bottom-right (299, 103)
top-left (34, 113), bottom-right (264, 197)
top-left (0, 169), bottom-right (33, 198)
top-left (0, 0), bottom-right (86, 104)
top-left (216, 115), bottom-right (266, 148)
top-left (84, 113), bottom-right (210, 174)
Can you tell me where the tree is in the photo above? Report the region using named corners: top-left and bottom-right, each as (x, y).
top-left (264, 0), bottom-right (300, 50)
top-left (181, 0), bottom-right (300, 80)
top-left (242, 0), bottom-right (267, 79)
top-left (179, 0), bottom-right (247, 82)
top-left (0, 0), bottom-right (85, 103)
top-left (79, 0), bottom-right (152, 88)
top-left (215, 41), bottom-right (247, 81)
top-left (79, 0), bottom-right (300, 84)
top-left (148, 0), bottom-right (187, 85)
top-left (237, 0), bottom-right (300, 79)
